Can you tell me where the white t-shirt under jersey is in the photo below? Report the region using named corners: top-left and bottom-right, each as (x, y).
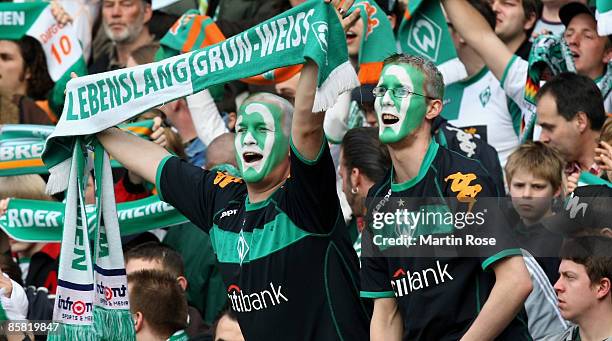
top-left (441, 67), bottom-right (521, 166)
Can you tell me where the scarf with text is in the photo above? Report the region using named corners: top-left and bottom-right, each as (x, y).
top-left (0, 2), bottom-right (88, 117)
top-left (43, 0), bottom-right (357, 196)
top-left (156, 9), bottom-right (304, 85)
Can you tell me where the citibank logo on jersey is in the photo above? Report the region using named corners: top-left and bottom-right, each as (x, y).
top-left (390, 261), bottom-right (454, 297)
top-left (227, 282), bottom-right (289, 312)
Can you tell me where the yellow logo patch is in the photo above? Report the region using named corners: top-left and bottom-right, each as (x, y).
top-left (213, 171), bottom-right (243, 188)
top-left (444, 172), bottom-right (482, 211)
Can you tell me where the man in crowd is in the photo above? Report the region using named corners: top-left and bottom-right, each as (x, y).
top-left (533, 0), bottom-right (586, 37)
top-left (535, 73), bottom-right (606, 181)
top-left (361, 54), bottom-right (532, 340)
top-left (89, 0), bottom-right (154, 73)
top-left (128, 270), bottom-right (190, 341)
top-left (546, 237), bottom-right (612, 341)
top-left (95, 2), bottom-right (370, 338)
top-left (488, 0), bottom-right (539, 59)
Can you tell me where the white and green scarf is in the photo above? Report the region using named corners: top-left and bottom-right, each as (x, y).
top-left (396, 0), bottom-right (460, 77)
top-left (0, 2), bottom-right (88, 116)
top-left (596, 0), bottom-right (612, 36)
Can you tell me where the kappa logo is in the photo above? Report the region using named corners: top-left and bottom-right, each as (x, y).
top-left (311, 21), bottom-right (329, 54)
top-left (445, 172), bottom-right (482, 211)
top-left (565, 193), bottom-right (588, 219)
top-left (407, 13), bottom-right (442, 62)
top-left (390, 261), bottom-right (454, 297)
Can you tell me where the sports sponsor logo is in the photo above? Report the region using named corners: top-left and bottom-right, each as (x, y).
top-left (390, 261), bottom-right (453, 297)
top-left (407, 13), bottom-right (442, 62)
top-left (445, 126), bottom-right (477, 157)
top-left (445, 172), bottom-right (482, 211)
top-left (213, 172), bottom-right (243, 188)
top-left (96, 282), bottom-right (127, 301)
top-left (57, 295), bottom-right (93, 316)
top-left (227, 282), bottom-right (289, 312)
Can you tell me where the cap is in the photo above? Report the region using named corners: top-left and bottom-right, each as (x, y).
top-left (541, 185), bottom-right (612, 236)
top-left (559, 2), bottom-right (595, 28)
top-left (351, 84), bottom-right (376, 105)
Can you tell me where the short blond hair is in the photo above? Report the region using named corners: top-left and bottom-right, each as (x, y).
top-left (0, 174), bottom-right (53, 201)
top-left (600, 117), bottom-right (612, 144)
top-left (505, 142), bottom-right (565, 190)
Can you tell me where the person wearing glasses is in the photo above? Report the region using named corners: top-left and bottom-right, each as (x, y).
top-left (361, 53), bottom-right (533, 340)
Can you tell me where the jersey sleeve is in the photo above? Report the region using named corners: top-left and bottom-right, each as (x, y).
top-left (500, 55), bottom-right (528, 106)
top-left (360, 227), bottom-right (395, 298)
top-left (281, 139), bottom-right (341, 234)
top-left (156, 156), bottom-right (244, 232)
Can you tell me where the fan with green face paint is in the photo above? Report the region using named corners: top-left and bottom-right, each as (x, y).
top-left (234, 97), bottom-right (290, 183)
top-left (374, 63), bottom-right (430, 144)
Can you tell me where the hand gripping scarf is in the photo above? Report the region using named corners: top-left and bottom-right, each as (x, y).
top-left (42, 2), bottom-right (357, 339)
top-left (0, 2), bottom-right (88, 117)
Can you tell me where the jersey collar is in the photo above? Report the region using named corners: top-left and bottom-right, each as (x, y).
top-left (391, 139), bottom-right (439, 192)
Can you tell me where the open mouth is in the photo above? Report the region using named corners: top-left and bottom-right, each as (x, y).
top-left (382, 113), bottom-right (400, 125)
top-left (243, 152), bottom-right (263, 163)
top-left (346, 31), bottom-right (357, 41)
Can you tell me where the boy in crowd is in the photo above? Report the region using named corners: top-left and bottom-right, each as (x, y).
top-left (504, 141), bottom-right (569, 338)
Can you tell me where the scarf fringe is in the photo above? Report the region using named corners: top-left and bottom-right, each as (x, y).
top-left (48, 323), bottom-right (98, 341)
top-left (313, 61), bottom-right (359, 113)
top-left (94, 307), bottom-right (136, 341)
top-left (46, 157), bottom-right (72, 195)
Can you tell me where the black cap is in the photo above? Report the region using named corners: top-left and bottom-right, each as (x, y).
top-left (559, 2), bottom-right (596, 28)
top-left (351, 84), bottom-right (376, 105)
top-left (541, 185), bottom-right (612, 236)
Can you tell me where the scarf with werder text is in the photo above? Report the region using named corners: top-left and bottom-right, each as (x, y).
top-left (156, 9), bottom-right (304, 86)
top-left (350, 0), bottom-right (397, 84)
top-left (0, 2), bottom-right (88, 117)
top-left (43, 0), bottom-right (358, 194)
top-left (396, 0), bottom-right (461, 78)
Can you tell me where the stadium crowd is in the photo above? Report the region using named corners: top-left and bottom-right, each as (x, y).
top-left (0, 0), bottom-right (611, 340)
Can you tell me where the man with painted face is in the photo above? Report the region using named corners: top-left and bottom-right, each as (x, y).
top-left (361, 54), bottom-right (533, 340)
top-left (95, 2), bottom-right (369, 337)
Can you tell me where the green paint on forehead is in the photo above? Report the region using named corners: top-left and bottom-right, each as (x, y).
top-left (375, 62), bottom-right (429, 144)
top-left (234, 100), bottom-right (289, 183)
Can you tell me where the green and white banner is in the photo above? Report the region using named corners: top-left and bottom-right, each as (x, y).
top-left (0, 195), bottom-right (188, 243)
top-left (596, 0), bottom-right (612, 36)
top-left (43, 0), bottom-right (358, 195)
top-left (396, 0), bottom-right (460, 77)
top-left (0, 2), bottom-right (88, 115)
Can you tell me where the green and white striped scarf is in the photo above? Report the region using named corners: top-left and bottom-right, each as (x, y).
top-left (0, 2), bottom-right (88, 116)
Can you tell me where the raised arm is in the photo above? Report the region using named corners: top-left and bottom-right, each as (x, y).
top-left (442, 0), bottom-right (513, 80)
top-left (291, 0), bottom-right (360, 159)
top-left (371, 298), bottom-right (403, 341)
top-left (96, 127), bottom-right (170, 185)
